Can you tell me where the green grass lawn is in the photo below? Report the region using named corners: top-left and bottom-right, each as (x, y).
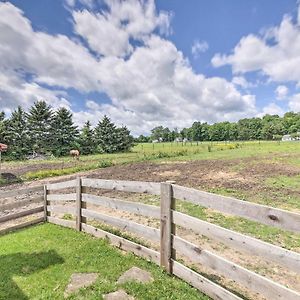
top-left (0, 223), bottom-right (209, 300)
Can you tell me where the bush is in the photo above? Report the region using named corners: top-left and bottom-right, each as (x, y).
top-left (97, 160), bottom-right (113, 168)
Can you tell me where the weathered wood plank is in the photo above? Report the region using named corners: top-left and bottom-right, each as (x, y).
top-left (160, 182), bottom-right (173, 273)
top-left (82, 224), bottom-right (160, 264)
top-left (82, 209), bottom-right (160, 242)
top-left (76, 177), bottom-right (82, 231)
top-left (0, 217), bottom-right (44, 235)
top-left (0, 196), bottom-right (43, 212)
top-left (0, 186), bottom-right (43, 199)
top-left (81, 178), bottom-right (161, 195)
top-left (173, 211), bottom-right (300, 274)
top-left (47, 216), bottom-right (76, 229)
top-left (46, 179), bottom-right (76, 191)
top-left (173, 235), bottom-right (300, 300)
top-left (43, 185), bottom-right (47, 221)
top-left (0, 206), bottom-right (44, 223)
top-left (173, 261), bottom-right (242, 300)
top-left (82, 193), bottom-right (160, 218)
top-left (46, 205), bottom-right (76, 215)
top-left (46, 193), bottom-right (76, 201)
top-left (173, 184), bottom-right (300, 232)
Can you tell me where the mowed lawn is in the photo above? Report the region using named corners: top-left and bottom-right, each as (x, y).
top-left (0, 223), bottom-right (208, 300)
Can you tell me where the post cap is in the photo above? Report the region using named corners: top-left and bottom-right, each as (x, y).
top-left (166, 180), bottom-right (176, 184)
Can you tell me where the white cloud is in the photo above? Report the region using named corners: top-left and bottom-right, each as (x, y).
top-left (0, 70), bottom-right (70, 114)
top-left (257, 103), bottom-right (284, 117)
top-left (212, 5), bottom-right (300, 86)
top-left (65, 0), bottom-right (76, 7)
top-left (191, 40), bottom-right (209, 58)
top-left (275, 85), bottom-right (289, 100)
top-left (73, 0), bottom-right (173, 57)
top-left (289, 93), bottom-right (300, 112)
top-left (232, 76), bottom-right (253, 89)
top-left (0, 2), bottom-right (100, 92)
top-left (64, 0), bottom-right (94, 8)
top-left (0, 1), bottom-right (258, 135)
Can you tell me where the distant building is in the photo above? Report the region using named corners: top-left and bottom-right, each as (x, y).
top-left (282, 135), bottom-right (294, 142)
top-left (152, 138), bottom-right (163, 143)
top-left (174, 137), bottom-right (189, 142)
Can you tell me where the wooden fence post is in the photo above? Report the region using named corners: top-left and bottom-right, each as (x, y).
top-left (160, 180), bottom-right (176, 273)
top-left (81, 177), bottom-right (87, 227)
top-left (43, 184), bottom-right (48, 222)
top-left (76, 177), bottom-right (82, 231)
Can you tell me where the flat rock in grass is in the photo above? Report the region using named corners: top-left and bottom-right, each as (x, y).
top-left (103, 289), bottom-right (135, 300)
top-left (117, 267), bottom-right (153, 284)
top-left (64, 273), bottom-right (98, 297)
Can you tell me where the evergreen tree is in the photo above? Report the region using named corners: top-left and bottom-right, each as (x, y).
top-left (78, 121), bottom-right (95, 155)
top-left (0, 111), bottom-right (8, 143)
top-left (6, 106), bottom-right (30, 159)
top-left (94, 115), bottom-right (118, 153)
top-left (115, 126), bottom-right (134, 152)
top-left (27, 100), bottom-right (53, 153)
top-left (50, 107), bottom-right (78, 156)
top-left (94, 116), bottom-right (133, 153)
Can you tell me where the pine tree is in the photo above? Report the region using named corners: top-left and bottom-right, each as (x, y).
top-left (115, 126), bottom-right (134, 152)
top-left (78, 121), bottom-right (95, 155)
top-left (26, 101), bottom-right (53, 154)
top-left (50, 107), bottom-right (79, 156)
top-left (94, 115), bottom-right (118, 153)
top-left (6, 106), bottom-right (30, 159)
top-left (0, 111), bottom-right (8, 143)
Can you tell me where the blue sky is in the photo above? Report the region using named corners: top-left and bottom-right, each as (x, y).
top-left (1, 0), bottom-right (300, 135)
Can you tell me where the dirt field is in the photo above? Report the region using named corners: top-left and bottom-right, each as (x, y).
top-left (1, 150), bottom-right (300, 210)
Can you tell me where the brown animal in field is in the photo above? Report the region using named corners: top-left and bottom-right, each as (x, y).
top-left (70, 149), bottom-right (80, 160)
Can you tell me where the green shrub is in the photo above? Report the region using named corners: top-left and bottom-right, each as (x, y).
top-left (97, 160), bottom-right (113, 168)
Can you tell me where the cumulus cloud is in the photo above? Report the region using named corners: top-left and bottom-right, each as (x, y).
top-left (275, 85), bottom-right (289, 100)
top-left (191, 40), bottom-right (209, 58)
top-left (212, 5), bottom-right (300, 85)
top-left (73, 0), bottom-right (172, 57)
top-left (0, 1), bottom-right (257, 135)
top-left (232, 76), bottom-right (254, 89)
top-left (289, 93), bottom-right (300, 112)
top-left (0, 71), bottom-right (70, 114)
top-left (257, 103), bottom-right (284, 117)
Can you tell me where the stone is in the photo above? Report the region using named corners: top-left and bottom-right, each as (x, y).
top-left (103, 289), bottom-right (135, 300)
top-left (64, 273), bottom-right (98, 297)
top-left (117, 266), bottom-right (154, 284)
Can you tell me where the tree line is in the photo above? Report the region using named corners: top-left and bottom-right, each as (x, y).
top-left (136, 112), bottom-right (300, 143)
top-left (0, 101), bottom-right (134, 160)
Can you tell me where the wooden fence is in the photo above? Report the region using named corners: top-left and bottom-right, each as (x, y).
top-left (43, 177), bottom-right (300, 300)
top-left (0, 186), bottom-right (44, 234)
top-left (1, 178), bottom-right (300, 299)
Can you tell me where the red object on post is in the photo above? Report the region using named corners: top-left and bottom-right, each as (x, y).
top-left (0, 143), bottom-right (8, 152)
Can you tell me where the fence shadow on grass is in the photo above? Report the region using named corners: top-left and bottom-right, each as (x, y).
top-left (0, 250), bottom-right (64, 299)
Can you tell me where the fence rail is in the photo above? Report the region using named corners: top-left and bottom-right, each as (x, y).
top-left (1, 178), bottom-right (300, 300)
top-left (173, 184), bottom-right (300, 232)
top-left (0, 185), bottom-right (44, 234)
